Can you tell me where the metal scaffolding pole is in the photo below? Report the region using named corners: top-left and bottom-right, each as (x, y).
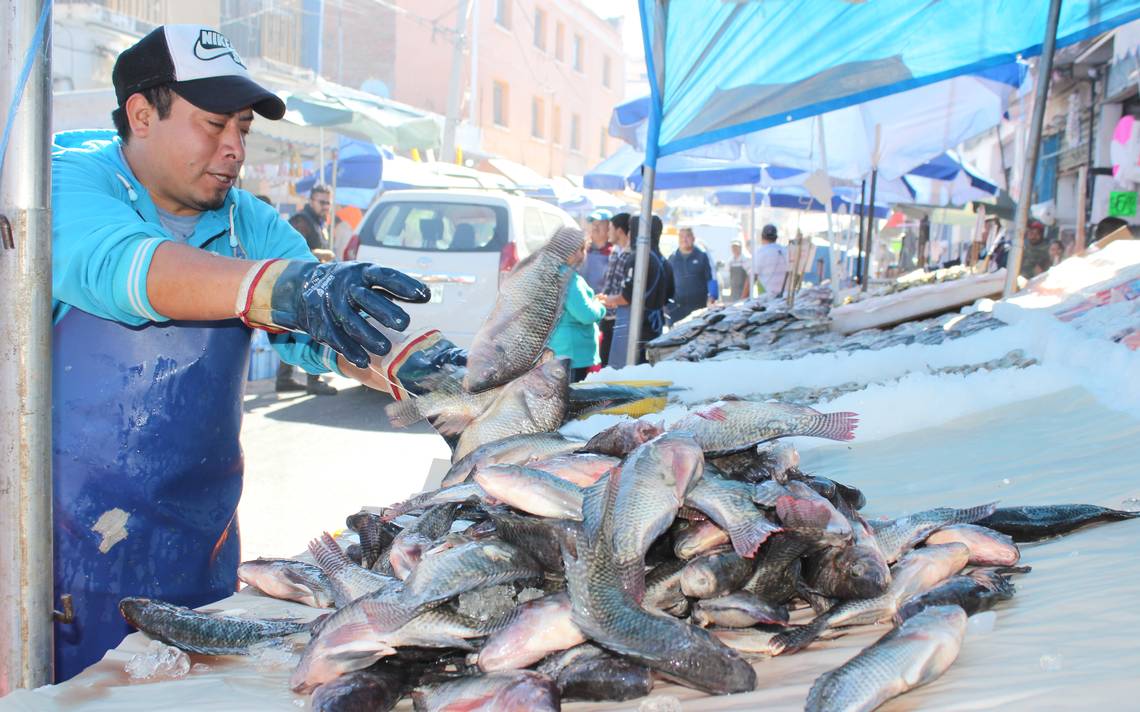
top-left (1, 0), bottom-right (55, 692)
top-left (1004, 0), bottom-right (1063, 297)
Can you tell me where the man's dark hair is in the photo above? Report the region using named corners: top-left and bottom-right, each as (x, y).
top-left (630, 214), bottom-right (664, 252)
top-left (309, 184), bottom-right (331, 198)
top-left (111, 85), bottom-right (175, 143)
top-left (1094, 216), bottom-right (1129, 241)
top-left (610, 212), bottom-right (631, 234)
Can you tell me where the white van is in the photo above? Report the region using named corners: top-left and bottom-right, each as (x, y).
top-left (346, 189), bottom-right (578, 348)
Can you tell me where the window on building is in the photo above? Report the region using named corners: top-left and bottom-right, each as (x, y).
top-left (532, 97), bottom-right (545, 139)
top-left (494, 0), bottom-right (511, 28)
top-left (534, 8), bottom-right (546, 50)
top-left (571, 113), bottom-right (581, 151)
top-left (493, 81), bottom-right (509, 127)
top-left (573, 34), bottom-right (584, 71)
top-left (552, 106), bottom-right (562, 145)
top-left (603, 55), bottom-right (612, 89)
top-left (599, 126), bottom-right (606, 157)
top-left (555, 22), bottom-right (565, 61)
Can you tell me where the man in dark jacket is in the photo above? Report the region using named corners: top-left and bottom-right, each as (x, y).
top-left (605, 215), bottom-right (669, 366)
top-left (277, 185), bottom-right (338, 394)
top-left (667, 226), bottom-right (716, 323)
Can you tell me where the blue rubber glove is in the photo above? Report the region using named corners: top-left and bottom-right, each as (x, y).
top-left (237, 259), bottom-right (430, 368)
top-left (395, 337), bottom-right (468, 397)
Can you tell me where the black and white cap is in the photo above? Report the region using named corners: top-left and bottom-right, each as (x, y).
top-left (113, 25), bottom-right (286, 120)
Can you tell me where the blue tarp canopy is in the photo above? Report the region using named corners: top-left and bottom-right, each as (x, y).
top-left (710, 187), bottom-right (889, 219)
top-left (584, 144), bottom-right (803, 191)
top-left (636, 0), bottom-right (1140, 158)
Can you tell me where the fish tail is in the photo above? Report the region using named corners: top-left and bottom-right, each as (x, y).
top-left (953, 501), bottom-right (1000, 524)
top-left (308, 532), bottom-right (352, 577)
top-left (384, 398), bottom-right (425, 428)
top-left (730, 518), bottom-right (782, 558)
top-left (1104, 508), bottom-right (1140, 521)
top-left (771, 614), bottom-right (830, 656)
top-left (802, 411), bottom-right (859, 441)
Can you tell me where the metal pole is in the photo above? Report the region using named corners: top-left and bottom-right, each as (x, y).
top-left (1075, 163), bottom-right (1088, 252)
top-left (469, 0), bottom-right (480, 126)
top-left (626, 0), bottom-right (666, 367)
top-left (855, 179), bottom-right (866, 284)
top-left (863, 168), bottom-right (878, 290)
top-left (329, 146), bottom-right (338, 251)
top-left (1004, 0), bottom-right (1063, 296)
top-left (441, 0), bottom-right (470, 163)
top-left (1, 0), bottom-right (54, 692)
top-left (749, 183), bottom-right (756, 297)
top-left (816, 116), bottom-right (840, 302)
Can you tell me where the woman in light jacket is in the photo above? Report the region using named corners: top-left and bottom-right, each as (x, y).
top-left (549, 241), bottom-right (606, 382)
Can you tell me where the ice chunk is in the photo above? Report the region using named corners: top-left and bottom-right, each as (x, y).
top-left (639, 696), bottom-right (682, 712)
top-left (515, 587), bottom-right (546, 604)
top-left (1122, 497), bottom-right (1140, 512)
top-left (190, 663), bottom-right (211, 674)
top-left (456, 584), bottom-right (517, 621)
top-left (125, 640), bottom-right (190, 681)
top-left (966, 611), bottom-right (997, 637)
top-left (1039, 652), bottom-right (1064, 672)
top-left (249, 640), bottom-right (300, 671)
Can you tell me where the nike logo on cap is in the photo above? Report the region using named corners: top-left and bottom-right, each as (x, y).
top-left (193, 29), bottom-right (246, 68)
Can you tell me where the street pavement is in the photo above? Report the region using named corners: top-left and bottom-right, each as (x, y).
top-left (237, 374), bottom-right (450, 561)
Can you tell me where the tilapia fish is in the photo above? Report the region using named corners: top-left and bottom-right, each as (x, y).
top-left (465, 226), bottom-right (584, 392)
top-left (527, 453), bottom-right (618, 486)
top-left (585, 432), bottom-right (705, 599)
top-left (871, 502), bottom-right (997, 563)
top-left (537, 643), bottom-right (655, 702)
top-left (691, 592), bottom-right (789, 628)
top-left (237, 558), bottom-right (336, 609)
top-left (309, 532), bottom-right (404, 607)
top-left (477, 592), bottom-right (585, 671)
top-left (710, 441), bottom-right (800, 483)
top-left (473, 463), bottom-right (584, 520)
top-left (310, 660), bottom-right (407, 712)
top-left (441, 432), bottom-right (585, 487)
top-left (384, 371), bottom-right (499, 433)
top-left (583, 419), bottom-right (665, 457)
top-left (774, 543), bottom-right (969, 655)
top-left (389, 503), bottom-right (461, 579)
top-left (412, 670), bottom-right (560, 712)
top-left (643, 557), bottom-right (691, 616)
top-left (453, 358), bottom-right (570, 462)
top-left (566, 383), bottom-right (679, 421)
top-left (345, 511), bottom-right (400, 570)
top-left (975, 504), bottom-right (1140, 542)
top-left (805, 605), bottom-right (967, 712)
top-left (401, 539), bottom-right (542, 609)
top-left (118, 597), bottom-right (307, 656)
top-left (804, 503), bottom-right (890, 600)
top-left (685, 469), bottom-right (782, 558)
top-left (680, 549), bottom-right (755, 599)
top-left (895, 567), bottom-right (1024, 623)
top-left (926, 524), bottom-right (1020, 566)
top-left (670, 398), bottom-right (858, 456)
top-left (562, 517), bottom-right (757, 694)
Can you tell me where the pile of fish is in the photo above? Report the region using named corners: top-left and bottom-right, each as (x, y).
top-left (646, 287), bottom-right (1007, 364)
top-left (113, 225), bottom-right (1140, 711)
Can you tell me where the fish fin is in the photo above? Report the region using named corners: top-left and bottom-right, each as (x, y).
top-left (729, 517), bottom-right (782, 558)
top-left (947, 501), bottom-right (1000, 524)
top-left (771, 612), bottom-right (831, 655)
top-left (384, 398), bottom-right (425, 428)
top-left (775, 496), bottom-right (835, 531)
top-left (719, 394), bottom-right (745, 401)
top-left (694, 405), bottom-right (729, 422)
top-left (801, 411), bottom-right (859, 441)
top-left (580, 476), bottom-right (612, 544)
top-left (308, 532), bottom-right (351, 577)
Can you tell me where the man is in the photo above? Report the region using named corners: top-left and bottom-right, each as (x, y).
top-left (667, 226), bottom-right (716, 323)
top-left (577, 208), bottom-right (613, 294)
top-left (278, 185), bottom-right (339, 394)
top-left (597, 212), bottom-right (632, 366)
top-left (1019, 219), bottom-right (1052, 279)
top-left (50, 25), bottom-right (460, 680)
top-left (604, 215), bottom-right (669, 367)
top-left (752, 223), bottom-right (789, 297)
top-left (726, 240), bottom-right (752, 301)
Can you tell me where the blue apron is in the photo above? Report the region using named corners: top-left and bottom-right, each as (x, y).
top-left (52, 308), bottom-right (251, 681)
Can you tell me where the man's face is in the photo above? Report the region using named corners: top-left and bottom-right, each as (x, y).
top-left (679, 230), bottom-right (695, 252)
top-left (589, 220), bottom-right (608, 246)
top-left (310, 191), bottom-right (331, 220)
top-left (1027, 227), bottom-right (1043, 243)
top-left (132, 94), bottom-right (251, 214)
top-left (731, 244), bottom-right (742, 257)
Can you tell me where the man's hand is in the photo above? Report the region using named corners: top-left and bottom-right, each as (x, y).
top-left (237, 260), bottom-right (430, 367)
top-left (311, 248), bottom-right (336, 263)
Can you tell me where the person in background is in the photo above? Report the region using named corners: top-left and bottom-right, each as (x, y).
top-left (605, 215), bottom-right (669, 367)
top-left (752, 223), bottom-right (789, 297)
top-left (667, 226), bottom-right (716, 323)
top-left (277, 184), bottom-right (339, 394)
top-left (1093, 216), bottom-right (1130, 242)
top-left (597, 212), bottom-right (632, 367)
top-left (549, 236), bottom-right (606, 381)
top-left (727, 240), bottom-right (751, 301)
top-left (1019, 219), bottom-right (1052, 279)
top-left (1048, 239), bottom-right (1064, 267)
top-left (578, 208), bottom-right (613, 294)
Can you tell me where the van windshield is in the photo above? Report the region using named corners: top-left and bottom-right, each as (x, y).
top-left (359, 201), bottom-right (508, 252)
